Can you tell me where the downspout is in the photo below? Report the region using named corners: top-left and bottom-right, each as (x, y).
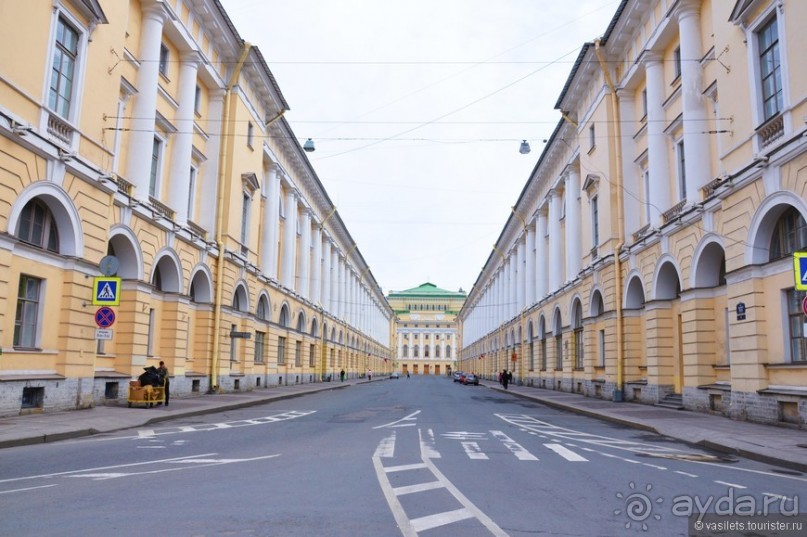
top-left (210, 42), bottom-right (252, 392)
top-left (594, 39), bottom-right (626, 401)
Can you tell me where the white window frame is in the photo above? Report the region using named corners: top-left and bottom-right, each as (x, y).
top-left (675, 138), bottom-right (686, 201)
top-left (147, 308), bottom-right (156, 356)
top-left (187, 166), bottom-right (198, 222)
top-left (591, 194), bottom-right (599, 247)
top-left (41, 8), bottom-right (90, 148)
top-left (14, 275), bottom-right (44, 349)
top-left (149, 135), bottom-right (166, 198)
top-left (744, 7), bottom-right (790, 137)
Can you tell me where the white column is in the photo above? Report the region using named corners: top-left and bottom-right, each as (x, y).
top-left (536, 208), bottom-right (548, 299)
top-left (200, 89), bottom-right (224, 234)
top-left (510, 255), bottom-right (517, 319)
top-left (677, 1), bottom-right (710, 204)
top-left (167, 53), bottom-right (200, 224)
top-left (525, 225), bottom-right (535, 306)
top-left (298, 209), bottom-right (312, 298)
top-left (564, 169), bottom-right (581, 282)
top-left (645, 54), bottom-right (671, 226)
top-left (517, 236), bottom-right (526, 310)
top-left (312, 226), bottom-right (322, 305)
top-left (321, 237), bottom-right (331, 310)
top-left (261, 164), bottom-right (280, 278)
top-left (330, 249), bottom-right (339, 315)
top-left (548, 188), bottom-right (563, 292)
top-left (280, 189), bottom-right (298, 289)
top-left (618, 89), bottom-right (641, 237)
top-left (338, 258), bottom-right (346, 319)
top-left (126, 3), bottom-right (166, 200)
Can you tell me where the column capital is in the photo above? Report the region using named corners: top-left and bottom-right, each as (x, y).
top-left (141, 0), bottom-right (169, 23)
top-left (639, 50), bottom-right (664, 67)
top-left (674, 0), bottom-right (701, 20)
top-left (180, 50), bottom-right (203, 67)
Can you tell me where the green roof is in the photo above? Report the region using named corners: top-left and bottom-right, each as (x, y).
top-left (387, 282), bottom-right (467, 299)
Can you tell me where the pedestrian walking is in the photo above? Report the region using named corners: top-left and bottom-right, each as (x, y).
top-left (368, 369), bottom-right (373, 381)
top-left (502, 369), bottom-right (509, 390)
top-left (157, 360), bottom-right (170, 406)
top-left (340, 369), bottom-right (346, 382)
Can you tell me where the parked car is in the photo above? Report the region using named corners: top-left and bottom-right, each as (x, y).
top-left (453, 371), bottom-right (463, 382)
top-left (390, 372), bottom-right (400, 379)
top-left (463, 373), bottom-right (479, 386)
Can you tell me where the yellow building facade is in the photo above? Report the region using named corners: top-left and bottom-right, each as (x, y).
top-left (460, 0), bottom-right (807, 426)
top-left (0, 0), bottom-right (393, 416)
top-left (388, 283), bottom-right (466, 376)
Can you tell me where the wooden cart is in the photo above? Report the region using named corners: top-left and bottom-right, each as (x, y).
top-left (127, 380), bottom-right (166, 408)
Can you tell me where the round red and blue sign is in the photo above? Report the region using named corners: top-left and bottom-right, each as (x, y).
top-left (95, 307), bottom-right (116, 328)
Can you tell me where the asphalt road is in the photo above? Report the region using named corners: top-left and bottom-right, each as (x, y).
top-left (1, 377), bottom-right (804, 536)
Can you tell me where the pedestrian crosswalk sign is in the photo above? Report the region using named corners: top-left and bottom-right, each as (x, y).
top-left (795, 253), bottom-right (807, 291)
top-left (92, 276), bottom-right (121, 306)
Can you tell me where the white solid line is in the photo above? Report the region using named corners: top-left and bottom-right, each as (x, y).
top-left (762, 492), bottom-right (787, 500)
top-left (642, 463), bottom-right (668, 470)
top-left (0, 484), bottom-right (58, 495)
top-left (420, 457), bottom-right (509, 536)
top-left (715, 480), bottom-right (747, 489)
top-left (384, 462), bottom-right (427, 473)
top-left (675, 471), bottom-right (699, 478)
top-left (374, 410), bottom-right (421, 430)
top-left (544, 443), bottom-right (587, 462)
top-left (374, 432), bottom-right (396, 458)
top-left (393, 480), bottom-right (444, 496)
top-left (410, 508), bottom-right (474, 533)
top-left (372, 457), bottom-right (416, 537)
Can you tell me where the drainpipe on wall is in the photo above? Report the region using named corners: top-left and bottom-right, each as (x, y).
top-left (210, 42), bottom-right (252, 393)
top-left (594, 39), bottom-right (626, 401)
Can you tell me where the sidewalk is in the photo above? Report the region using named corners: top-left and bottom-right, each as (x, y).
top-left (485, 381), bottom-right (807, 472)
top-left (2, 378), bottom-right (806, 473)
top-left (0, 379), bottom-right (357, 449)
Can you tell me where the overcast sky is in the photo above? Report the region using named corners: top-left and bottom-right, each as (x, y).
top-left (221, 0), bottom-right (620, 295)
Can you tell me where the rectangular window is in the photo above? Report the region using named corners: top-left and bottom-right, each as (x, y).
top-left (277, 336), bottom-right (286, 365)
top-left (786, 289), bottom-right (807, 362)
top-left (247, 121), bottom-right (254, 148)
top-left (673, 46), bottom-right (682, 81)
top-left (588, 123), bottom-right (596, 151)
top-left (643, 169), bottom-right (651, 224)
top-left (574, 327), bottom-right (584, 369)
top-left (676, 139), bottom-right (686, 200)
top-left (295, 341), bottom-right (302, 367)
top-left (147, 308), bottom-right (156, 356)
top-left (598, 329), bottom-right (606, 367)
top-left (240, 192), bottom-right (251, 245)
top-left (540, 339), bottom-right (547, 370)
top-left (555, 334), bottom-right (563, 370)
top-left (641, 88), bottom-right (648, 119)
top-left (14, 275), bottom-right (42, 348)
top-left (194, 85), bottom-right (202, 115)
top-left (187, 166), bottom-right (197, 221)
top-left (255, 331), bottom-right (265, 363)
top-left (159, 44), bottom-right (169, 77)
top-left (49, 16), bottom-right (79, 118)
top-left (150, 137), bottom-right (163, 197)
top-left (230, 324), bottom-right (237, 362)
top-left (309, 344), bottom-right (316, 367)
top-left (758, 17), bottom-right (783, 121)
top-left (591, 195), bottom-right (599, 246)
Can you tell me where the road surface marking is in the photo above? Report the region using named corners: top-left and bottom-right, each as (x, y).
top-left (490, 430), bottom-right (539, 461)
top-left (374, 432), bottom-right (396, 458)
top-left (0, 484), bottom-right (58, 495)
top-left (374, 410), bottom-right (420, 429)
top-left (461, 441), bottom-right (488, 460)
top-left (410, 508), bottom-right (474, 533)
top-left (393, 480), bottom-right (444, 495)
top-left (544, 443), bottom-right (587, 462)
top-left (419, 428), bottom-right (440, 459)
top-left (674, 471), bottom-right (699, 478)
top-left (715, 480), bottom-right (747, 489)
top-left (385, 462), bottom-right (427, 473)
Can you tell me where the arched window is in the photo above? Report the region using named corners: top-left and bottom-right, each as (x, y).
top-left (257, 296), bottom-right (269, 321)
top-left (769, 207), bottom-right (807, 261)
top-left (279, 305), bottom-right (289, 326)
top-left (17, 199), bottom-right (59, 253)
top-left (297, 312), bottom-right (306, 332)
top-left (445, 345), bottom-right (451, 358)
